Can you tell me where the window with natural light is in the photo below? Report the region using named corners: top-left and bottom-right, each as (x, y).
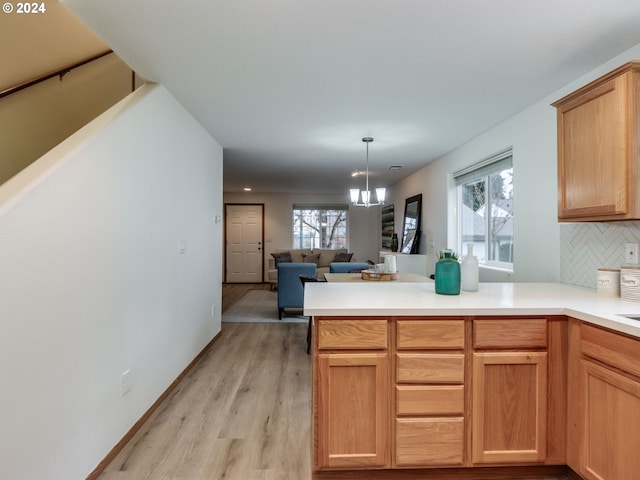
top-left (454, 150), bottom-right (513, 270)
top-left (292, 205), bottom-right (348, 249)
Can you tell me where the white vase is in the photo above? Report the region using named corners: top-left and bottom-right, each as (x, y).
top-left (460, 243), bottom-right (479, 292)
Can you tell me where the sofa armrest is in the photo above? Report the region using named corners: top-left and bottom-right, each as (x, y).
top-left (277, 262), bottom-right (317, 318)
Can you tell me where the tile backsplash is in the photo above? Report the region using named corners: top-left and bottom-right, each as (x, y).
top-left (560, 221), bottom-right (640, 289)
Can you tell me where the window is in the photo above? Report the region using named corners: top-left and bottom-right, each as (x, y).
top-left (292, 205), bottom-right (348, 249)
top-left (454, 150), bottom-right (513, 269)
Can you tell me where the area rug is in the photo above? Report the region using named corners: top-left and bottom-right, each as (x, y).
top-left (222, 289), bottom-right (308, 323)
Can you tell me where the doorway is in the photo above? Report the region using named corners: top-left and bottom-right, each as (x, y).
top-left (225, 204), bottom-right (264, 283)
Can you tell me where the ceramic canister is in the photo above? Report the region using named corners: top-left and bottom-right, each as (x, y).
top-left (597, 268), bottom-right (620, 297)
top-left (384, 255), bottom-right (397, 273)
top-left (620, 266), bottom-right (640, 301)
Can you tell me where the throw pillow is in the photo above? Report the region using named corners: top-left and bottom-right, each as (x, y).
top-left (302, 253), bottom-right (320, 266)
top-left (333, 252), bottom-right (353, 262)
top-left (271, 251), bottom-right (292, 267)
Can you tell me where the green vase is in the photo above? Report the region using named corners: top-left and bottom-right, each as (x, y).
top-left (435, 252), bottom-right (460, 295)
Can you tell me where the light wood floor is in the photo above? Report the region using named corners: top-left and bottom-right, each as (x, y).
top-left (97, 283), bottom-right (311, 480)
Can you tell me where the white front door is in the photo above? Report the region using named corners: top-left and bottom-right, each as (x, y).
top-left (225, 204), bottom-right (264, 283)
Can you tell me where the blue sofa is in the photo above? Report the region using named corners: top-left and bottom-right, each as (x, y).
top-left (329, 262), bottom-right (371, 273)
top-left (277, 262), bottom-right (317, 319)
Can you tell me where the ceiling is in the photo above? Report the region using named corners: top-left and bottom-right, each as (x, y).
top-left (61, 0), bottom-right (640, 195)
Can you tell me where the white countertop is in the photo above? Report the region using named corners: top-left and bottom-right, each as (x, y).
top-left (304, 281), bottom-right (640, 338)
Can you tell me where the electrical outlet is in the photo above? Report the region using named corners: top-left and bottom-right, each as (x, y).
top-left (625, 243), bottom-right (638, 264)
top-left (121, 369), bottom-right (131, 396)
top-left (211, 304), bottom-right (216, 317)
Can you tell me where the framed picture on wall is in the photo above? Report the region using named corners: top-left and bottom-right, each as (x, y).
top-left (381, 204), bottom-right (394, 249)
top-left (401, 194), bottom-right (422, 254)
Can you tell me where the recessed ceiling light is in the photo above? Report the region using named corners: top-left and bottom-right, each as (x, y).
top-left (243, 187), bottom-right (252, 191)
top-left (389, 165), bottom-right (403, 170)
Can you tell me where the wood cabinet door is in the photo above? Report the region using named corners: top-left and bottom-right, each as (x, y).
top-left (315, 353), bottom-right (389, 469)
top-left (579, 360), bottom-right (640, 480)
top-left (472, 352), bottom-right (547, 464)
top-left (555, 74), bottom-right (631, 221)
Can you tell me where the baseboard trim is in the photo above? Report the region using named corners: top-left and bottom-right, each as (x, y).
top-left (312, 465), bottom-right (578, 480)
top-left (566, 469), bottom-right (585, 480)
top-left (85, 330), bottom-right (224, 480)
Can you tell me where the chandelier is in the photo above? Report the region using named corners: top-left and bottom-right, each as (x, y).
top-left (350, 137), bottom-right (386, 207)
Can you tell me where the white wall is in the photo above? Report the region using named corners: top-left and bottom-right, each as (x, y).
top-left (223, 191), bottom-right (380, 280)
top-left (391, 42), bottom-right (640, 283)
top-left (0, 83), bottom-right (223, 480)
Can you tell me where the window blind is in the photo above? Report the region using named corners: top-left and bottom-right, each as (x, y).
top-left (453, 149), bottom-right (513, 185)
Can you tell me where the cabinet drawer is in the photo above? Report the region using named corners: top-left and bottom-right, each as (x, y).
top-left (581, 323), bottom-right (640, 378)
top-left (396, 385), bottom-right (464, 415)
top-left (318, 319), bottom-right (387, 350)
top-left (474, 319), bottom-right (547, 349)
top-left (397, 353), bottom-right (464, 384)
top-left (397, 320), bottom-right (464, 349)
top-left (396, 417), bottom-right (464, 467)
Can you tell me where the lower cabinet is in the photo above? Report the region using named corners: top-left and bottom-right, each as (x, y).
top-left (316, 352), bottom-right (389, 469)
top-left (471, 351), bottom-right (548, 464)
top-left (394, 319), bottom-right (466, 467)
top-left (579, 360), bottom-right (640, 480)
top-left (572, 322), bottom-right (640, 480)
top-left (314, 316), bottom-right (614, 476)
top-left (471, 318), bottom-right (549, 465)
top-left (314, 318), bottom-right (390, 470)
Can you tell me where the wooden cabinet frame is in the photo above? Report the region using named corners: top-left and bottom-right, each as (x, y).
top-left (312, 316), bottom-right (572, 478)
top-left (393, 318), bottom-right (467, 468)
top-left (553, 61), bottom-right (640, 221)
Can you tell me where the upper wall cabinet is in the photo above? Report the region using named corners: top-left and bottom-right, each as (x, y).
top-left (552, 62), bottom-right (640, 222)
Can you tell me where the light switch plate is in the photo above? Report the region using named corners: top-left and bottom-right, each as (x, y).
top-left (121, 369), bottom-right (131, 396)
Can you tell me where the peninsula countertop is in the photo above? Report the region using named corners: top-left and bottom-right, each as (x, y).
top-left (303, 281), bottom-right (640, 338)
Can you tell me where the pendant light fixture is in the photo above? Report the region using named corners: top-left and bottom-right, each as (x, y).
top-left (350, 137), bottom-right (386, 207)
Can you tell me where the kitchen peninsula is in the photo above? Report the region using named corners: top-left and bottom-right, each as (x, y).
top-left (304, 281), bottom-right (640, 480)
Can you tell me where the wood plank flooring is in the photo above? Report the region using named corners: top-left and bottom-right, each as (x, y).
top-left (97, 284), bottom-right (310, 480)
